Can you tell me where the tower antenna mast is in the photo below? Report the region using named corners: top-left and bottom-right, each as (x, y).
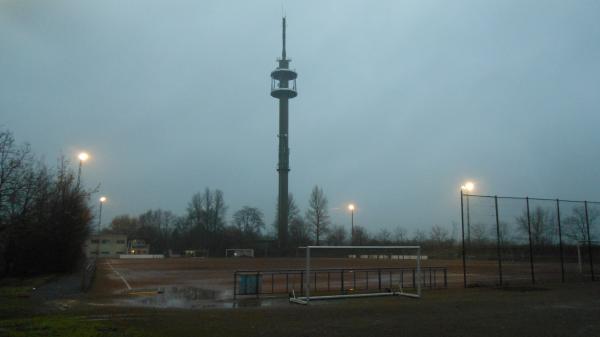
top-left (270, 17), bottom-right (298, 250)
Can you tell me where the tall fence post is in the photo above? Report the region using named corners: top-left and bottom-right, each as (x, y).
top-left (556, 199), bottom-right (565, 283)
top-left (494, 196), bottom-right (503, 286)
top-left (444, 268), bottom-right (448, 288)
top-left (584, 201), bottom-right (595, 281)
top-left (460, 189), bottom-right (467, 288)
top-left (526, 197), bottom-right (536, 285)
top-left (305, 247), bottom-right (311, 302)
top-left (233, 272), bottom-right (237, 300)
top-left (256, 272), bottom-right (260, 299)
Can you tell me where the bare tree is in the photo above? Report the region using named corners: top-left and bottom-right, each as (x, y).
top-left (516, 206), bottom-right (554, 247)
top-left (185, 188), bottom-right (228, 252)
top-left (352, 226), bottom-right (369, 245)
top-left (107, 215), bottom-right (139, 238)
top-left (326, 225), bottom-right (347, 246)
top-left (137, 209), bottom-right (177, 252)
top-left (470, 223), bottom-right (489, 245)
top-left (564, 205), bottom-right (598, 242)
top-left (392, 226), bottom-right (408, 243)
top-left (233, 206), bottom-right (265, 237)
top-left (375, 228), bottom-right (392, 245)
top-left (305, 185), bottom-right (330, 245)
top-left (412, 229), bottom-right (427, 243)
top-left (0, 130), bottom-right (33, 234)
top-left (289, 216), bottom-right (311, 247)
top-left (430, 225), bottom-right (450, 245)
top-left (187, 193), bottom-right (205, 229)
top-left (211, 189), bottom-right (227, 232)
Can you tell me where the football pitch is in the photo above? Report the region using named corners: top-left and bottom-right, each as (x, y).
top-left (1, 257), bottom-right (599, 337)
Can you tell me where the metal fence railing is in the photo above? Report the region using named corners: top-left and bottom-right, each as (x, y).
top-left (460, 193), bottom-right (599, 287)
top-left (233, 266), bottom-right (448, 300)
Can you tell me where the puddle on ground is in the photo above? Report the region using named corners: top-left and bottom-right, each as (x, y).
top-left (116, 286), bottom-right (281, 309)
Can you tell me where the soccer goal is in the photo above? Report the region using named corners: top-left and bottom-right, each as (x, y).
top-left (289, 245), bottom-right (422, 305)
top-left (225, 248), bottom-right (255, 258)
top-left (576, 240), bottom-right (599, 274)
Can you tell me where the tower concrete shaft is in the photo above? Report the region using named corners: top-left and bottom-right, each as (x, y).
top-left (271, 17), bottom-right (297, 249)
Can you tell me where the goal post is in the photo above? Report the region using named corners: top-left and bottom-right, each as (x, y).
top-left (225, 248), bottom-right (255, 258)
top-left (576, 240), bottom-right (599, 275)
top-left (290, 245), bottom-right (422, 305)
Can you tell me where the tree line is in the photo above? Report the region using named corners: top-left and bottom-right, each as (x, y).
top-left (0, 130), bottom-right (93, 276)
top-left (103, 185), bottom-right (465, 256)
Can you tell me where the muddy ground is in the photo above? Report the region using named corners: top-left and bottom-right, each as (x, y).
top-left (1, 257), bottom-right (599, 337)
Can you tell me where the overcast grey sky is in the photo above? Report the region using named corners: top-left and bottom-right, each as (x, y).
top-left (2, 0), bottom-right (599, 235)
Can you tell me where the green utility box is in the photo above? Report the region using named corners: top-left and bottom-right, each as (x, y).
top-left (238, 274), bottom-right (261, 295)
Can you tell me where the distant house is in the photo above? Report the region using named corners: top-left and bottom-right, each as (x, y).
top-left (128, 239), bottom-right (150, 255)
top-left (84, 234), bottom-right (127, 258)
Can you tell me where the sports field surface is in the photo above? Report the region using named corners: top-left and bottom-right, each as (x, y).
top-left (1, 257), bottom-right (599, 337)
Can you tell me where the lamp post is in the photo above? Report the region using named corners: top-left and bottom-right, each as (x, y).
top-left (460, 181), bottom-right (474, 288)
top-left (461, 182), bottom-right (474, 244)
top-left (348, 204), bottom-right (355, 243)
top-left (77, 152), bottom-right (89, 187)
top-left (98, 196), bottom-right (107, 232)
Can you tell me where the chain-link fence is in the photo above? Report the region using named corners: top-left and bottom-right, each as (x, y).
top-left (460, 193), bottom-right (599, 287)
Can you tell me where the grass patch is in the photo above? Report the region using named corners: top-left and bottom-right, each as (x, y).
top-left (0, 274), bottom-right (58, 318)
top-left (0, 275), bottom-right (57, 299)
top-left (0, 315), bottom-right (156, 337)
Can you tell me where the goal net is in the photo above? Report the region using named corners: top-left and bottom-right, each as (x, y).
top-left (289, 245), bottom-right (423, 305)
top-left (225, 248), bottom-right (255, 258)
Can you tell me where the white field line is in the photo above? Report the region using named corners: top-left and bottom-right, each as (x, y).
top-left (106, 260), bottom-right (132, 290)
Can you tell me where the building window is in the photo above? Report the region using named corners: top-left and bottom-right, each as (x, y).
top-left (102, 240), bottom-right (110, 244)
top-left (101, 252), bottom-right (110, 255)
top-left (91, 240), bottom-right (99, 244)
top-left (116, 240), bottom-right (125, 244)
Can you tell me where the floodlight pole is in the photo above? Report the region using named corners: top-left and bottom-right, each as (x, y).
top-left (351, 209), bottom-right (354, 243)
top-left (98, 200), bottom-right (103, 231)
top-left (460, 189), bottom-right (467, 288)
top-left (77, 159), bottom-right (83, 188)
top-left (466, 194), bottom-right (471, 244)
top-left (494, 196), bottom-right (503, 286)
top-left (556, 199), bottom-right (565, 283)
top-left (526, 197), bottom-right (535, 285)
top-left (584, 201), bottom-right (595, 281)
top-left (305, 246), bottom-right (311, 302)
top-left (417, 246), bottom-right (422, 297)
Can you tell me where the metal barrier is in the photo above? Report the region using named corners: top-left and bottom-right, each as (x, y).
top-left (233, 266), bottom-right (447, 300)
top-left (80, 257), bottom-right (97, 291)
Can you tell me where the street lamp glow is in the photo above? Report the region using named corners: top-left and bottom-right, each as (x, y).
top-left (78, 152), bottom-right (89, 162)
top-left (348, 204), bottom-right (355, 211)
top-left (461, 181), bottom-right (475, 192)
top-left (99, 196), bottom-right (107, 203)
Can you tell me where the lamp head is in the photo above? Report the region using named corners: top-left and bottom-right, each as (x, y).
top-left (78, 152), bottom-right (89, 162)
top-left (461, 181), bottom-right (475, 192)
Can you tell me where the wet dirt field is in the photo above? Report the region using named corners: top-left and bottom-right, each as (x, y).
top-left (89, 257), bottom-right (592, 310)
top-left (90, 257), bottom-right (456, 308)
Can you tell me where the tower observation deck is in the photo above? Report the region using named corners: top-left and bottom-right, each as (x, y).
top-left (271, 17), bottom-right (297, 250)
